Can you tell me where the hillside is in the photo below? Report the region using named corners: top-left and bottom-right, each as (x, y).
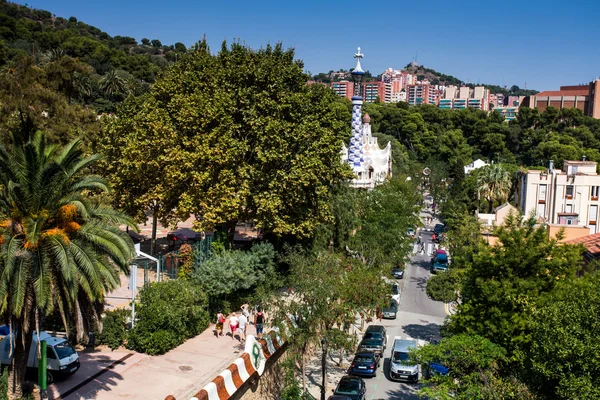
top-left (0, 0), bottom-right (187, 113)
top-left (404, 63), bottom-right (538, 96)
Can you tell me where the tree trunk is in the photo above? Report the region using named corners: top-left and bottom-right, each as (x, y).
top-left (488, 198), bottom-right (494, 214)
top-left (226, 219), bottom-right (238, 246)
top-left (7, 320), bottom-right (33, 400)
top-left (301, 350), bottom-right (306, 393)
top-left (150, 210), bottom-right (158, 256)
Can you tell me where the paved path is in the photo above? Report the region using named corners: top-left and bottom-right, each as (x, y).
top-left (48, 319), bottom-right (259, 400)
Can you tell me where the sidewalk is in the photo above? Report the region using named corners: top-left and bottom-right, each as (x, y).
top-left (49, 319), bottom-right (258, 400)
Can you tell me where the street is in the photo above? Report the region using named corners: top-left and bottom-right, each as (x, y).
top-left (362, 219), bottom-right (447, 400)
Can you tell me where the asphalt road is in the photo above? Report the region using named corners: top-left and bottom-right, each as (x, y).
top-left (361, 225), bottom-right (447, 400)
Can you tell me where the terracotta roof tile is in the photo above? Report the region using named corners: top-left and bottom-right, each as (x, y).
top-left (564, 232), bottom-right (600, 257)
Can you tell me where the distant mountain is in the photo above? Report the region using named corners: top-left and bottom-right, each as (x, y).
top-left (404, 63), bottom-right (538, 96)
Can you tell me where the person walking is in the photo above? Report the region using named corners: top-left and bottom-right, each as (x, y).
top-left (254, 308), bottom-right (265, 339)
top-left (216, 311), bottom-right (225, 338)
top-left (229, 314), bottom-right (239, 340)
top-left (238, 313), bottom-right (248, 342)
top-left (241, 302), bottom-right (250, 319)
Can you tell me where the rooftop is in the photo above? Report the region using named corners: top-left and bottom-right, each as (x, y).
top-left (563, 232), bottom-right (600, 258)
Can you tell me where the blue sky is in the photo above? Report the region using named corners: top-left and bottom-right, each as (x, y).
top-left (17, 0), bottom-right (600, 90)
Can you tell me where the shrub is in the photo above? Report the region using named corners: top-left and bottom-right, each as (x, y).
top-left (127, 280), bottom-right (210, 355)
top-left (97, 309), bottom-right (129, 350)
top-left (426, 271), bottom-right (459, 302)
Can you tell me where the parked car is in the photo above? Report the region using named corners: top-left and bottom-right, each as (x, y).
top-left (434, 223), bottom-right (445, 235)
top-left (388, 282), bottom-right (400, 303)
top-left (357, 337), bottom-right (385, 356)
top-left (349, 351), bottom-right (380, 378)
top-left (389, 338), bottom-right (419, 382)
top-left (332, 376), bottom-right (366, 400)
top-left (364, 325), bottom-right (387, 345)
top-left (391, 267), bottom-right (404, 279)
top-left (382, 300), bottom-right (398, 319)
top-left (431, 252), bottom-right (449, 273)
top-left (328, 396), bottom-right (353, 400)
top-left (423, 361), bottom-right (450, 379)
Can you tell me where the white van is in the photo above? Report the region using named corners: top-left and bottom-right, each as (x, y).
top-left (0, 330), bottom-right (80, 383)
top-left (389, 337), bottom-right (420, 382)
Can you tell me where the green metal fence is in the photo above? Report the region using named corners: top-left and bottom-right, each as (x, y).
top-left (157, 235), bottom-right (214, 280)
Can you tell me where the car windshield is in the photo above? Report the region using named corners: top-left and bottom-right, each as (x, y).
top-left (389, 285), bottom-right (398, 295)
top-left (361, 339), bottom-right (382, 346)
top-left (436, 258), bottom-right (448, 265)
top-left (354, 355), bottom-right (374, 363)
top-left (335, 379), bottom-right (360, 395)
top-left (364, 331), bottom-right (383, 339)
top-left (393, 351), bottom-right (410, 363)
top-left (54, 341), bottom-right (76, 359)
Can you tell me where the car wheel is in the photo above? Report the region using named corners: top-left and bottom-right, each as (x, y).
top-left (47, 371), bottom-right (54, 385)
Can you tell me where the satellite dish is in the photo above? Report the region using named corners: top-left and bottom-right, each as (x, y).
top-left (423, 167), bottom-right (431, 176)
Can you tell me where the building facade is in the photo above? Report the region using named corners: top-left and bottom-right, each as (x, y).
top-left (406, 84), bottom-right (435, 105)
top-left (363, 81), bottom-right (386, 103)
top-left (331, 81), bottom-right (354, 100)
top-left (439, 85), bottom-right (490, 111)
top-left (517, 160), bottom-right (600, 235)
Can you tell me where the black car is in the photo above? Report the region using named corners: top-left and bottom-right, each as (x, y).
top-left (328, 396), bottom-right (353, 400)
top-left (392, 268), bottom-right (404, 279)
top-left (333, 376), bottom-right (366, 400)
top-left (382, 300), bottom-right (398, 319)
top-left (364, 325), bottom-right (387, 344)
top-left (434, 223), bottom-right (445, 235)
top-left (349, 351), bottom-right (380, 377)
top-left (357, 337), bottom-right (385, 355)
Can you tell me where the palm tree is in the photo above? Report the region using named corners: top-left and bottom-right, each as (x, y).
top-left (99, 69), bottom-right (126, 97)
top-left (0, 131), bottom-right (136, 399)
top-left (476, 165), bottom-right (512, 213)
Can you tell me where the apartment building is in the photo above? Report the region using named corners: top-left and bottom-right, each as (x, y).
top-left (517, 160), bottom-right (600, 235)
top-left (406, 84), bottom-right (435, 105)
top-left (331, 81), bottom-right (354, 100)
top-left (364, 81), bottom-right (386, 103)
top-left (439, 85), bottom-right (490, 111)
top-left (522, 80), bottom-right (600, 118)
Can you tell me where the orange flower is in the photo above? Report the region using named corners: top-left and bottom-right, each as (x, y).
top-left (41, 228), bottom-right (70, 244)
top-left (64, 221), bottom-right (81, 232)
top-left (58, 204), bottom-right (78, 221)
top-left (0, 219), bottom-right (11, 228)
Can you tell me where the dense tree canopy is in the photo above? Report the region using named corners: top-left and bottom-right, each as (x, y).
top-left (102, 40), bottom-right (353, 240)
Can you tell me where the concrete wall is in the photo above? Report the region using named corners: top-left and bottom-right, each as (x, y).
top-left (548, 224), bottom-right (590, 242)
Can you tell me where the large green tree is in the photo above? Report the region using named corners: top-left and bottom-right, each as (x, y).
top-left (526, 275), bottom-right (600, 399)
top-left (0, 131), bottom-right (136, 398)
top-left (103, 40), bottom-right (352, 241)
top-left (445, 214), bottom-right (582, 363)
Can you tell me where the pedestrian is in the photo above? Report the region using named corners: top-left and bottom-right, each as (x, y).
top-left (417, 236), bottom-right (422, 245)
top-left (241, 302), bottom-right (250, 319)
top-left (229, 314), bottom-right (239, 340)
top-left (376, 307), bottom-right (382, 322)
top-left (216, 311), bottom-right (225, 338)
top-left (432, 233), bottom-right (437, 242)
top-left (420, 243), bottom-right (425, 254)
top-left (254, 308), bottom-right (265, 339)
top-left (238, 312), bottom-right (248, 342)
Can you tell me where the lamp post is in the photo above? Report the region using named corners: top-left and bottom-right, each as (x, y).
top-left (320, 338), bottom-right (328, 400)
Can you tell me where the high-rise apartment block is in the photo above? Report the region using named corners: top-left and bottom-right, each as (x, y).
top-left (406, 84), bottom-right (436, 105)
top-left (363, 81), bottom-right (386, 103)
top-left (438, 85), bottom-right (490, 111)
top-left (331, 81), bottom-right (354, 100)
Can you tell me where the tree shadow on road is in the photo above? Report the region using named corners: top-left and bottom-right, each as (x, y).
top-left (402, 323), bottom-right (442, 343)
top-left (410, 276), bottom-right (428, 290)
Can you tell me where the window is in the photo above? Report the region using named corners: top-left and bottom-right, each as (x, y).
top-left (592, 186), bottom-right (600, 199)
top-left (566, 185), bottom-right (574, 199)
top-left (538, 184), bottom-right (547, 201)
top-left (566, 204), bottom-right (573, 213)
top-left (590, 205), bottom-right (598, 225)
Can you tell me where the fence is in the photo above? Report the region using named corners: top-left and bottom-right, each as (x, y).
top-left (156, 235), bottom-right (214, 281)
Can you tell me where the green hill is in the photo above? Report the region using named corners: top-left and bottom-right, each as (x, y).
top-left (0, 0), bottom-right (187, 113)
top-left (404, 63), bottom-right (538, 96)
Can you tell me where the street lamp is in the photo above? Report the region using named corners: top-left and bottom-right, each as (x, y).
top-left (320, 338), bottom-right (328, 400)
